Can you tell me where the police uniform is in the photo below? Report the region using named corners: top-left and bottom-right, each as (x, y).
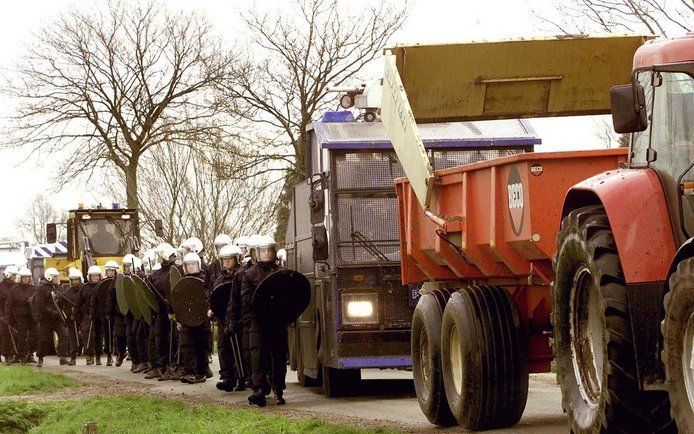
top-left (59, 283), bottom-right (81, 362)
top-left (0, 277), bottom-right (16, 363)
top-left (75, 280), bottom-right (98, 363)
top-left (33, 279), bottom-right (69, 365)
top-left (5, 280), bottom-right (38, 362)
top-left (149, 260), bottom-right (177, 379)
top-left (243, 260), bottom-right (288, 405)
top-left (178, 270), bottom-right (211, 383)
top-left (90, 278), bottom-right (113, 365)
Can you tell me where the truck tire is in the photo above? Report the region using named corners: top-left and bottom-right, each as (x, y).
top-left (322, 365), bottom-right (360, 397)
top-left (440, 285), bottom-right (528, 430)
top-left (662, 257), bottom-right (694, 432)
top-left (411, 289), bottom-right (456, 426)
top-left (553, 205), bottom-right (674, 433)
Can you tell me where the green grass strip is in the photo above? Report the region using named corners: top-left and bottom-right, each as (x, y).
top-left (0, 365), bottom-right (79, 396)
top-left (0, 396), bottom-right (398, 434)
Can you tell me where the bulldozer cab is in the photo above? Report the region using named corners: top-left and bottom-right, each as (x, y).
top-left (45, 206), bottom-right (140, 277)
top-left (611, 35), bottom-right (694, 243)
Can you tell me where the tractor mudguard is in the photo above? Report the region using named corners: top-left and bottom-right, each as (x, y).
top-left (562, 168), bottom-right (676, 284)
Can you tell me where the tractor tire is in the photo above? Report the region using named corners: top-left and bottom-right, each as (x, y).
top-left (322, 365), bottom-right (360, 398)
top-left (440, 285), bottom-right (528, 430)
top-left (411, 289), bottom-right (456, 426)
top-left (662, 257), bottom-right (694, 433)
top-left (553, 205), bottom-right (674, 433)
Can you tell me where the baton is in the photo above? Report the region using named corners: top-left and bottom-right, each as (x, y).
top-left (234, 333), bottom-right (245, 378)
top-left (74, 321), bottom-right (81, 349)
top-left (85, 321), bottom-right (93, 352)
top-left (107, 318), bottom-right (112, 355)
top-left (168, 320), bottom-right (173, 365)
top-left (7, 325), bottom-right (18, 355)
top-left (229, 334), bottom-right (243, 379)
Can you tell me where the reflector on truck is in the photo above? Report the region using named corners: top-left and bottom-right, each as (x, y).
top-left (388, 35), bottom-right (650, 123)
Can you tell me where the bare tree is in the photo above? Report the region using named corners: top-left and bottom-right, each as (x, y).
top-left (595, 118), bottom-right (631, 148)
top-left (532, 0), bottom-right (691, 36)
top-left (15, 193), bottom-right (65, 244)
top-left (220, 0), bottom-right (408, 243)
top-left (5, 0), bottom-right (233, 210)
top-left (123, 141), bottom-right (279, 252)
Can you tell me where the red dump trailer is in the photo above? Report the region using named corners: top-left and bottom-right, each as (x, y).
top-left (395, 148), bottom-right (626, 428)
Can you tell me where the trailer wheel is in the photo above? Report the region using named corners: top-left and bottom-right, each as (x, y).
top-left (322, 366), bottom-right (360, 397)
top-left (411, 289), bottom-right (456, 426)
top-left (663, 257), bottom-right (694, 432)
top-left (553, 205), bottom-right (674, 433)
top-left (440, 285), bottom-right (528, 430)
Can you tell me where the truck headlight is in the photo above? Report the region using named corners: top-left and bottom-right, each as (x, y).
top-left (342, 293), bottom-right (379, 325)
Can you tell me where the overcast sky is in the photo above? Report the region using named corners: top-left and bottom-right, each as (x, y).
top-left (0, 0), bottom-right (617, 239)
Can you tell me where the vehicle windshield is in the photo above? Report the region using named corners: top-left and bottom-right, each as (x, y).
top-left (632, 70), bottom-right (694, 177)
top-left (77, 217), bottom-right (134, 256)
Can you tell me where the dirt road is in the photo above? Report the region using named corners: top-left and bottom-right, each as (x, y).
top-left (39, 356), bottom-right (567, 433)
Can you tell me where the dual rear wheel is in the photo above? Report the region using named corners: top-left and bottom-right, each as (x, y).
top-left (412, 285), bottom-right (528, 430)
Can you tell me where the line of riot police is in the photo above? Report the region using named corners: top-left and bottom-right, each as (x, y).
top-left (0, 234), bottom-right (298, 408)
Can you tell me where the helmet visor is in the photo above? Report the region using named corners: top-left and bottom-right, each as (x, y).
top-left (184, 261), bottom-right (200, 275)
top-left (257, 246), bottom-right (276, 263)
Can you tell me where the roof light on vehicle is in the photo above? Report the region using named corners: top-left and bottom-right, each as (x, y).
top-left (121, 214), bottom-right (131, 220)
top-left (81, 214), bottom-right (91, 220)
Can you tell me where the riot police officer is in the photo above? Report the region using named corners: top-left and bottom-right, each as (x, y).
top-left (149, 243), bottom-right (178, 380)
top-left (244, 236), bottom-right (287, 407)
top-left (214, 244), bottom-right (244, 392)
top-left (61, 267), bottom-right (84, 365)
top-left (76, 265), bottom-right (102, 365)
top-left (178, 252), bottom-right (211, 384)
top-left (97, 261), bottom-right (119, 366)
top-left (5, 267), bottom-right (37, 364)
top-left (0, 266), bottom-right (18, 365)
top-left (34, 268), bottom-right (69, 367)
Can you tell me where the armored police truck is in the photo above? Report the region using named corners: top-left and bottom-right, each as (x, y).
top-left (285, 110), bottom-right (540, 396)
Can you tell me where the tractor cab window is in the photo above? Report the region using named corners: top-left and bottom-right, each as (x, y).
top-left (77, 218), bottom-right (133, 256)
top-left (632, 70), bottom-right (694, 175)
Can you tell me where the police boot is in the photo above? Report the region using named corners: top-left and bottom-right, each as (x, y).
top-left (233, 378), bottom-right (246, 392)
top-left (133, 363), bottom-right (146, 374)
top-left (205, 365), bottom-right (213, 379)
top-left (106, 355), bottom-right (113, 366)
top-left (158, 366), bottom-right (173, 381)
top-left (274, 392), bottom-right (285, 406)
top-left (248, 392), bottom-right (267, 407)
top-left (59, 357), bottom-right (68, 366)
top-left (86, 357), bottom-right (94, 365)
top-left (68, 356), bottom-right (77, 366)
top-left (216, 378), bottom-right (234, 392)
top-left (95, 357), bottom-right (102, 366)
top-left (26, 354), bottom-right (37, 364)
top-left (144, 368), bottom-right (163, 379)
top-left (180, 373), bottom-right (198, 384)
top-left (115, 354), bottom-right (125, 367)
top-left (36, 357), bottom-right (43, 368)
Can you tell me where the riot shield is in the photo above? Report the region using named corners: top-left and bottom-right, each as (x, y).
top-left (168, 266), bottom-right (182, 299)
top-left (209, 281), bottom-right (232, 323)
top-left (131, 275), bottom-right (154, 325)
top-left (252, 269), bottom-right (311, 328)
top-left (115, 274), bottom-right (129, 315)
top-left (95, 278), bottom-right (113, 312)
top-left (132, 274), bottom-right (158, 312)
top-left (170, 276), bottom-right (208, 327)
top-left (123, 275), bottom-right (142, 319)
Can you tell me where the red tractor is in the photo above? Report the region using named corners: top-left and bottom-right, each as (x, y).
top-left (382, 34), bottom-right (693, 432)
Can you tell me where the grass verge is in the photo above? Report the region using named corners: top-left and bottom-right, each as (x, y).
top-left (0, 365), bottom-right (79, 396)
top-left (0, 396), bottom-right (398, 434)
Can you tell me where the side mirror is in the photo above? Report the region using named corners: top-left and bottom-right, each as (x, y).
top-left (309, 173), bottom-right (325, 225)
top-left (154, 219), bottom-right (164, 237)
top-left (46, 224), bottom-right (57, 244)
top-left (311, 225), bottom-right (329, 262)
top-left (610, 84), bottom-right (648, 134)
